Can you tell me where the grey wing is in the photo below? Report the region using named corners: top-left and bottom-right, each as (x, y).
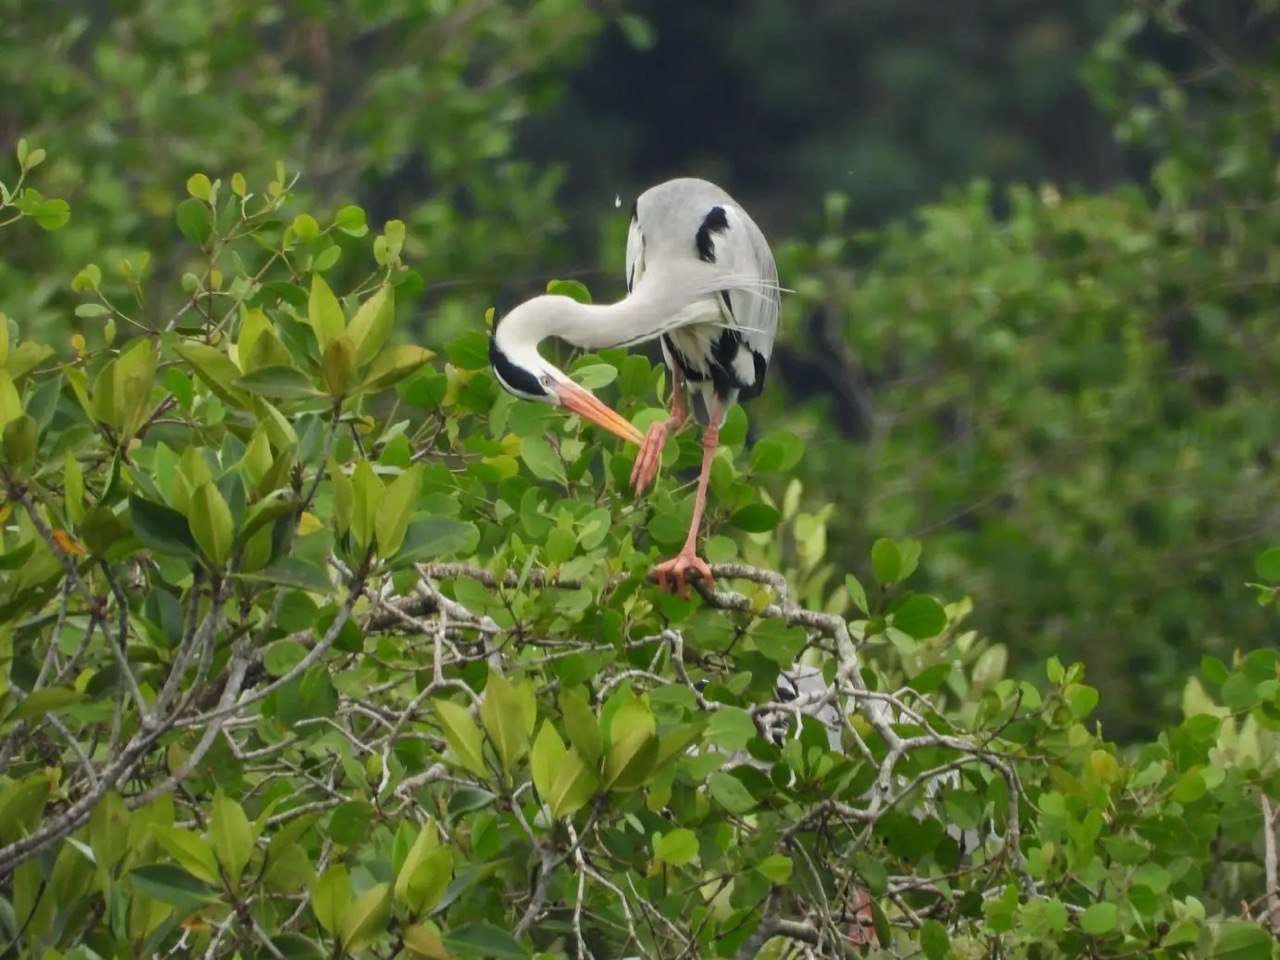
top-left (709, 205), bottom-right (780, 399)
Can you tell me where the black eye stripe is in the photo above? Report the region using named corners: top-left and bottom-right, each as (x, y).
top-left (489, 336), bottom-right (549, 399)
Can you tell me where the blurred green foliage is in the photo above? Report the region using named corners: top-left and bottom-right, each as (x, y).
top-left (751, 1), bottom-right (1280, 738)
top-left (0, 0), bottom-right (603, 339)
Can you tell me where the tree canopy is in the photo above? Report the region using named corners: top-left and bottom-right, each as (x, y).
top-left (2, 1), bottom-right (1280, 957)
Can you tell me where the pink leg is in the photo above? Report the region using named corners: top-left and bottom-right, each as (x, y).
top-left (630, 368), bottom-right (688, 495)
top-left (652, 400), bottom-right (720, 598)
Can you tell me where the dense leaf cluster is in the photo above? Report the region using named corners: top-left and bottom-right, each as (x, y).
top-left (0, 163), bottom-right (1277, 958)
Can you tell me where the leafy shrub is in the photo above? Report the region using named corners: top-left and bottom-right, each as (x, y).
top-left (0, 165), bottom-right (1277, 959)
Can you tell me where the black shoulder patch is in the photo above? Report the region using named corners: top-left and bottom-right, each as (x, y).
top-left (489, 335), bottom-right (547, 399)
top-left (738, 349), bottom-right (769, 400)
top-left (630, 199), bottom-right (639, 222)
top-left (695, 206), bottom-right (730, 263)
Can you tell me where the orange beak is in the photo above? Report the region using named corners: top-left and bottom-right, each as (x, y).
top-left (554, 381), bottom-right (644, 446)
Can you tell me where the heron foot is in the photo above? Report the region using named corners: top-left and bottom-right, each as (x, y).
top-left (630, 421), bottom-right (668, 495)
top-left (652, 550), bottom-right (715, 599)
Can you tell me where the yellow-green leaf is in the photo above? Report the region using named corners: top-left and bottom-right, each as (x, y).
top-left (559, 688), bottom-right (603, 763)
top-left (190, 483), bottom-right (234, 565)
top-left (375, 464), bottom-right (424, 557)
top-left (531, 722), bottom-right (567, 806)
top-left (152, 826), bottom-right (220, 886)
top-left (403, 922), bottom-right (450, 959)
top-left (0, 373), bottom-right (20, 430)
top-left (347, 284), bottom-right (396, 366)
top-left (329, 460), bottom-right (353, 537)
top-left (174, 342), bottom-right (249, 408)
top-left (312, 865), bottom-right (351, 936)
top-left (479, 670), bottom-right (530, 773)
top-left (339, 882), bottom-right (391, 952)
top-left (209, 790), bottom-right (255, 888)
top-left (433, 698), bottom-right (489, 779)
top-left (362, 344), bottom-right (435, 392)
top-left (350, 460), bottom-right (381, 552)
top-left (321, 334), bottom-right (358, 397)
top-left (549, 748), bottom-right (599, 819)
top-left (394, 821), bottom-right (453, 915)
top-left (307, 274), bottom-right (345, 349)
top-left (236, 306), bottom-right (271, 372)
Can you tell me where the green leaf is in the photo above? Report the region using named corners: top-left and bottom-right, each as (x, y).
top-left (395, 820), bottom-right (453, 914)
top-left (749, 432), bottom-right (804, 473)
top-left (129, 864), bottom-right (218, 913)
top-left (1080, 902), bottom-right (1118, 936)
top-left (339, 882), bottom-right (391, 952)
top-left (129, 495), bottom-right (198, 557)
top-left (312, 866), bottom-right (351, 936)
top-left (175, 198), bottom-right (213, 245)
top-left (240, 557), bottom-right (330, 594)
top-left (479, 670), bottom-right (530, 772)
top-left (546, 278), bottom-right (592, 303)
top-left (1255, 548), bottom-right (1280, 582)
top-left (4, 340), bottom-right (49, 384)
top-left (362, 344), bottom-right (435, 392)
top-left (403, 923), bottom-right (448, 959)
top-left (174, 342), bottom-right (248, 408)
top-left (14, 687), bottom-right (83, 722)
top-left (433, 698), bottom-right (489, 779)
top-left (559, 688), bottom-right (603, 763)
top-left (893, 595), bottom-right (947, 639)
top-left (350, 460), bottom-right (382, 552)
top-left (1066, 684), bottom-right (1100, 719)
top-left (307, 274), bottom-right (345, 348)
top-left (571, 363), bottom-right (618, 389)
top-left (0, 372), bottom-right (18, 428)
top-left (708, 771), bottom-right (758, 814)
top-left (730, 504), bottom-right (780, 532)
top-left (186, 173), bottom-right (213, 201)
top-left (519, 435), bottom-right (565, 485)
top-left (235, 366), bottom-right (319, 400)
top-left (290, 212), bottom-right (320, 242)
top-left (705, 707), bottom-right (756, 751)
top-left (189, 483), bottom-right (235, 565)
top-left (334, 205), bottom-right (368, 237)
top-left (845, 574), bottom-right (870, 615)
top-left (375, 464), bottom-right (424, 557)
top-left (1213, 921), bottom-right (1275, 960)
top-left (602, 704), bottom-right (658, 793)
top-left (756, 854), bottom-right (792, 883)
top-left (152, 827), bottom-right (220, 886)
top-left (210, 790), bottom-right (255, 888)
top-left (2, 415), bottom-right (36, 472)
top-left (442, 924), bottom-right (531, 960)
top-left (547, 748), bottom-right (598, 818)
top-left (530, 722), bottom-right (566, 806)
top-left (920, 919), bottom-right (951, 960)
top-left (321, 335), bottom-right (358, 396)
top-left (347, 285), bottom-right (395, 366)
top-left (871, 538), bottom-right (902, 584)
top-left (654, 828), bottom-right (698, 866)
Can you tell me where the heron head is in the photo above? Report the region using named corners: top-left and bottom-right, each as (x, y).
top-left (488, 311), bottom-right (643, 445)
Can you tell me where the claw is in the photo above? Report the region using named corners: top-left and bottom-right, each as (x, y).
top-left (652, 551), bottom-right (715, 599)
top-left (630, 421), bottom-right (668, 495)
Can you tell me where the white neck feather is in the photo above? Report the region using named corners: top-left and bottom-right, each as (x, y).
top-left (493, 260), bottom-right (762, 372)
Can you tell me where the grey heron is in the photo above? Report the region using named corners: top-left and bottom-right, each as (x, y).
top-left (489, 178), bottom-right (780, 596)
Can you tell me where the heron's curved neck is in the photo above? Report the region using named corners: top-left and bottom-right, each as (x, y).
top-left (497, 264), bottom-right (730, 356)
